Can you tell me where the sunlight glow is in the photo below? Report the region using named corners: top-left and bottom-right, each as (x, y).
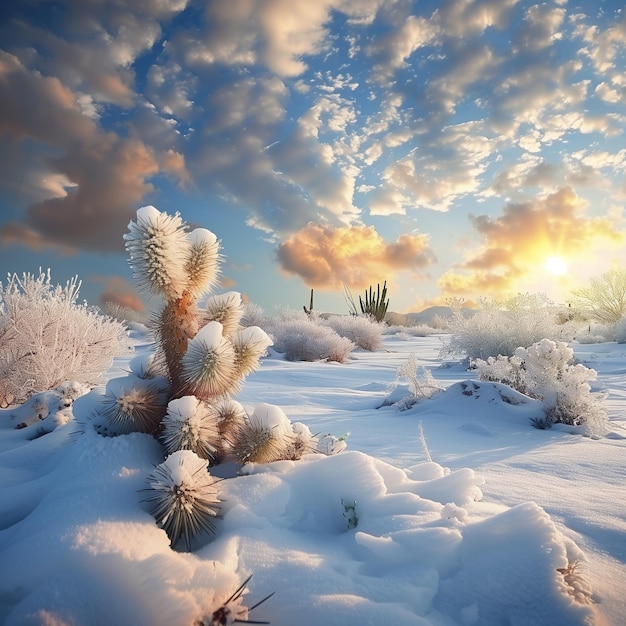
top-left (544, 256), bottom-right (569, 275)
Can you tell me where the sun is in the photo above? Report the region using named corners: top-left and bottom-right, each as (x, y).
top-left (544, 256), bottom-right (569, 275)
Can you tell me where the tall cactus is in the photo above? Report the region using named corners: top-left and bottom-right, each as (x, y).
top-left (101, 206), bottom-right (344, 548)
top-left (359, 281), bottom-right (389, 322)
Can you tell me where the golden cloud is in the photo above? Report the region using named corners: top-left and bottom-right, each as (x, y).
top-left (439, 186), bottom-right (624, 298)
top-left (277, 222), bottom-right (436, 289)
top-left (95, 276), bottom-right (144, 312)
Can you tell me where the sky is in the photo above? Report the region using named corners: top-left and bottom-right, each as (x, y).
top-left (0, 0), bottom-right (625, 315)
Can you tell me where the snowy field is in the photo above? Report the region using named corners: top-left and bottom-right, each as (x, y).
top-left (1, 329), bottom-right (624, 626)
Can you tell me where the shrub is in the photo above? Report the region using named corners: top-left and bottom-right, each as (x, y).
top-left (475, 338), bottom-right (608, 435)
top-left (441, 293), bottom-right (574, 361)
top-left (264, 309), bottom-right (355, 362)
top-left (0, 270), bottom-right (131, 406)
top-left (322, 314), bottom-right (384, 351)
top-left (570, 267), bottom-right (626, 323)
top-left (615, 317), bottom-right (626, 343)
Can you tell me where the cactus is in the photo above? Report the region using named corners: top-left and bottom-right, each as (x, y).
top-left (303, 288), bottom-right (314, 315)
top-left (103, 206), bottom-right (347, 548)
top-left (359, 281), bottom-right (389, 322)
top-left (123, 206), bottom-right (272, 403)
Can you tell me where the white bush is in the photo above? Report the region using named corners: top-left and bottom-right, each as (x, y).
top-left (441, 293), bottom-right (575, 360)
top-left (264, 309), bottom-right (355, 363)
top-left (392, 353), bottom-right (444, 410)
top-left (322, 314), bottom-right (384, 351)
top-left (615, 317), bottom-right (626, 343)
top-left (0, 270), bottom-right (131, 406)
top-left (475, 338), bottom-right (608, 435)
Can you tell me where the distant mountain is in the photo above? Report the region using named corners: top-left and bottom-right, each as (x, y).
top-left (386, 305), bottom-right (476, 327)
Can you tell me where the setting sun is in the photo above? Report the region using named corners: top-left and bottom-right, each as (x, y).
top-left (545, 256), bottom-right (569, 275)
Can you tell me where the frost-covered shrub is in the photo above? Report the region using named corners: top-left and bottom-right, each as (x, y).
top-left (322, 314), bottom-right (384, 351)
top-left (0, 270), bottom-right (131, 407)
top-left (475, 339), bottom-right (608, 435)
top-left (615, 317), bottom-right (626, 343)
top-left (265, 309), bottom-right (355, 362)
top-left (383, 353), bottom-right (444, 410)
top-left (441, 293), bottom-right (574, 360)
top-left (240, 302), bottom-right (265, 327)
top-left (383, 324), bottom-right (439, 338)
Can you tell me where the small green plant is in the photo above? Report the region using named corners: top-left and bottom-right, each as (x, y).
top-left (359, 281), bottom-right (389, 322)
top-left (341, 498), bottom-right (358, 529)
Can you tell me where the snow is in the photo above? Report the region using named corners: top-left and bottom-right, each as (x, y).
top-left (1, 330), bottom-right (624, 625)
top-left (192, 320), bottom-right (225, 348)
top-left (187, 228), bottom-right (217, 247)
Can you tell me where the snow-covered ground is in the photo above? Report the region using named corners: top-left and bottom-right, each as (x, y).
top-left (1, 330), bottom-right (624, 626)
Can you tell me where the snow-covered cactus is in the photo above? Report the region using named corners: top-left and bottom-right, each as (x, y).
top-left (100, 376), bottom-right (169, 435)
top-left (123, 206), bottom-right (272, 403)
top-left (181, 321), bottom-right (238, 398)
top-left (288, 421), bottom-right (318, 460)
top-left (203, 291), bottom-right (244, 337)
top-left (317, 433), bottom-right (348, 455)
top-left (232, 326), bottom-right (274, 379)
top-left (212, 398), bottom-right (247, 462)
top-left (232, 403), bottom-right (294, 464)
top-left (143, 450), bottom-right (221, 550)
top-left (161, 396), bottom-right (220, 461)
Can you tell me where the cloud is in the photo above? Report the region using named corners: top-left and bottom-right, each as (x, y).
top-left (0, 51), bottom-right (160, 251)
top-left (189, 78), bottom-right (361, 236)
top-left (95, 276), bottom-right (144, 312)
top-left (580, 17), bottom-right (626, 74)
top-left (369, 121), bottom-right (494, 213)
top-left (276, 222), bottom-right (436, 289)
top-left (438, 186), bottom-right (624, 298)
top-left (0, 222), bottom-right (75, 255)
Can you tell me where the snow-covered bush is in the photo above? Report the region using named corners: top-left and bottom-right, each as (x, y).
top-left (0, 270), bottom-right (131, 407)
top-left (322, 314), bottom-right (384, 351)
top-left (264, 309), bottom-right (355, 362)
top-left (475, 339), bottom-right (608, 435)
top-left (441, 293), bottom-right (574, 360)
top-left (615, 317), bottom-right (626, 343)
top-left (383, 353), bottom-right (444, 410)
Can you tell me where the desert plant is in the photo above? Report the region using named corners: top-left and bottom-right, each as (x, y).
top-left (389, 354), bottom-right (444, 410)
top-left (322, 314), bottom-right (384, 351)
top-left (359, 281), bottom-right (389, 322)
top-left (196, 574), bottom-right (274, 626)
top-left (111, 207), bottom-right (346, 546)
top-left (0, 270), bottom-right (131, 407)
top-left (303, 288), bottom-right (314, 315)
top-left (263, 309), bottom-right (355, 362)
top-left (122, 205), bottom-right (273, 407)
top-left (475, 338), bottom-right (608, 435)
top-left (143, 449), bottom-right (222, 549)
top-left (570, 267), bottom-right (626, 323)
top-left (441, 293), bottom-right (574, 361)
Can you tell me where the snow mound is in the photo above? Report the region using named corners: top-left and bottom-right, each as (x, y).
top-left (0, 425), bottom-right (596, 625)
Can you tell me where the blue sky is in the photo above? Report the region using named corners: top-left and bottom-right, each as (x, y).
top-left (0, 0), bottom-right (625, 315)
